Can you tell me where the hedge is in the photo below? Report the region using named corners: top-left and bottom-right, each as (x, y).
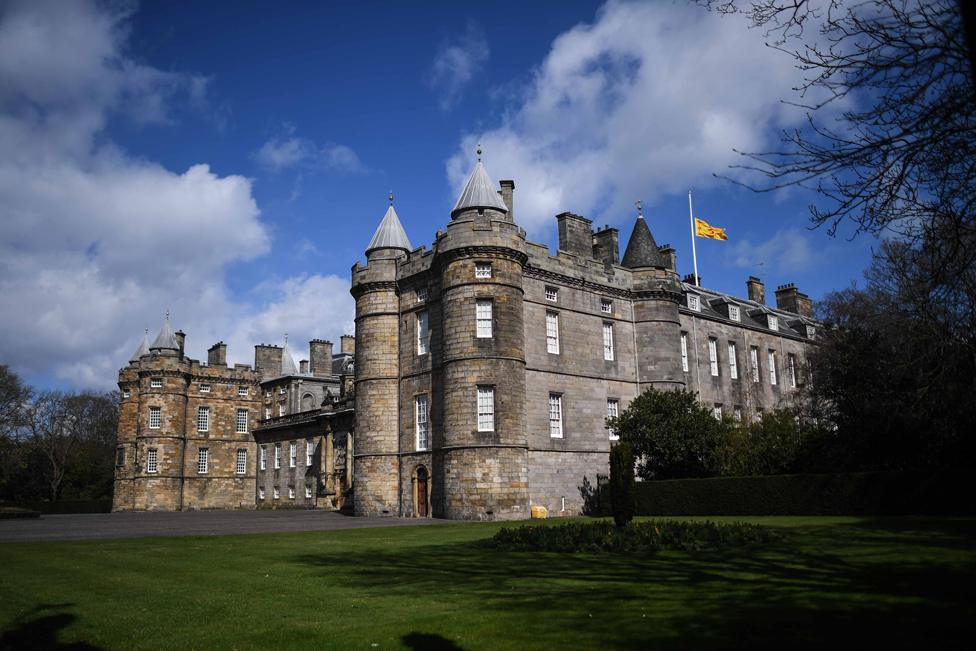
top-left (627, 470), bottom-right (972, 516)
top-left (0, 499), bottom-right (111, 514)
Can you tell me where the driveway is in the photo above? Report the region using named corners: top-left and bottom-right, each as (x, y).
top-left (0, 509), bottom-right (448, 543)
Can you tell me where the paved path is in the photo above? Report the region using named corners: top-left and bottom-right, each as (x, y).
top-left (0, 510), bottom-right (449, 543)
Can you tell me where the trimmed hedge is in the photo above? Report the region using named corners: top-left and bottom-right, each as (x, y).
top-left (0, 499), bottom-right (111, 514)
top-left (632, 470), bottom-right (973, 516)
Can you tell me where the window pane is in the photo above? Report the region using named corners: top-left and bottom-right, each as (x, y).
top-left (546, 312), bottom-right (559, 354)
top-left (549, 394), bottom-right (563, 438)
top-left (477, 387), bottom-right (494, 431)
top-left (416, 395), bottom-right (429, 450)
top-left (417, 311), bottom-right (429, 354)
top-left (680, 333), bottom-right (689, 372)
top-left (603, 323), bottom-right (614, 361)
top-left (476, 300), bottom-right (492, 338)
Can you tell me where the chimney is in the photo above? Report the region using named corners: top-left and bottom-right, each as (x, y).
top-left (499, 180), bottom-right (515, 220)
top-left (254, 344), bottom-right (283, 381)
top-left (775, 283), bottom-right (813, 317)
top-left (682, 273), bottom-right (702, 287)
top-left (309, 339), bottom-right (333, 377)
top-left (658, 244), bottom-right (676, 272)
top-left (299, 359), bottom-right (309, 374)
top-left (747, 276), bottom-right (765, 304)
top-left (340, 334), bottom-right (355, 355)
top-left (556, 212), bottom-right (594, 258)
top-left (591, 226), bottom-right (619, 265)
top-left (207, 342), bottom-right (227, 366)
top-left (175, 330), bottom-right (186, 358)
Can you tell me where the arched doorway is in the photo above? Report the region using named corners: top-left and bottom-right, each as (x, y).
top-left (415, 466), bottom-right (430, 518)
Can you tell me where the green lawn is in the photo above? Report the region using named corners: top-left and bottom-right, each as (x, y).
top-left (1, 516), bottom-right (973, 649)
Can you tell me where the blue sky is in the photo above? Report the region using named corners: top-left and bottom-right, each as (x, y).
top-left (0, 0), bottom-right (876, 390)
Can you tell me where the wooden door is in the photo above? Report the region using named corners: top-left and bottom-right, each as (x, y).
top-left (416, 467), bottom-right (429, 518)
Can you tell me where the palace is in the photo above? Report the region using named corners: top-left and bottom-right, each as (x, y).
top-left (113, 154), bottom-right (817, 518)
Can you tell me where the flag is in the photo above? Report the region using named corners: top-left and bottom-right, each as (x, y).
top-left (694, 218), bottom-right (728, 241)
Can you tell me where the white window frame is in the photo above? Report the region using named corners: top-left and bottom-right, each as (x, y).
top-left (238, 386), bottom-right (248, 397)
top-left (236, 409), bottom-right (248, 433)
top-left (607, 399), bottom-right (619, 440)
top-left (417, 286), bottom-right (428, 302)
top-left (733, 406), bottom-right (742, 422)
top-left (122, 389), bottom-right (130, 399)
top-left (601, 299), bottom-right (612, 314)
top-left (768, 350), bottom-right (778, 385)
top-left (545, 286), bottom-right (558, 302)
top-left (199, 383), bottom-right (211, 393)
top-left (278, 404), bottom-right (285, 417)
top-left (603, 322), bottom-right (614, 361)
top-left (273, 486), bottom-right (280, 500)
top-left (289, 442), bottom-right (297, 468)
top-left (306, 439), bottom-right (315, 466)
top-left (712, 404), bottom-right (723, 420)
top-left (708, 338), bottom-right (719, 377)
top-left (768, 314), bottom-right (779, 331)
top-left (264, 407), bottom-right (271, 420)
top-left (680, 333), bottom-right (689, 372)
top-left (150, 378), bottom-right (162, 388)
top-left (788, 354), bottom-right (797, 388)
top-left (288, 486), bottom-right (295, 500)
top-left (750, 346), bottom-right (760, 383)
top-left (476, 300), bottom-right (492, 339)
top-left (415, 395), bottom-right (429, 451)
top-left (728, 305), bottom-right (740, 321)
top-left (477, 386), bottom-right (494, 432)
top-left (146, 448), bottom-right (158, 474)
top-left (305, 485), bottom-right (313, 499)
top-left (148, 406), bottom-right (161, 430)
top-left (236, 449), bottom-right (247, 475)
top-left (279, 387), bottom-right (286, 395)
top-left (258, 486), bottom-right (265, 500)
top-left (197, 406), bottom-right (210, 433)
top-left (197, 448), bottom-right (209, 474)
top-left (417, 310), bottom-right (429, 355)
top-left (548, 394), bottom-right (563, 439)
top-left (260, 445), bottom-right (267, 470)
top-left (274, 443), bottom-right (281, 469)
top-left (475, 262), bottom-right (492, 279)
top-left (687, 294), bottom-right (700, 311)
top-left (806, 325), bottom-right (816, 340)
top-left (546, 311), bottom-right (559, 354)
top-left (728, 342), bottom-right (738, 380)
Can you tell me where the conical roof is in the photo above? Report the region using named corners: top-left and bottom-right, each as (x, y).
top-left (622, 216), bottom-right (668, 269)
top-left (129, 329), bottom-right (150, 363)
top-left (365, 203), bottom-right (412, 255)
top-left (452, 160), bottom-right (508, 218)
top-left (281, 337), bottom-right (299, 376)
top-left (150, 314), bottom-right (179, 351)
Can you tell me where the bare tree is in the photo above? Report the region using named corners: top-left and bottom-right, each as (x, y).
top-left (0, 364), bottom-right (31, 442)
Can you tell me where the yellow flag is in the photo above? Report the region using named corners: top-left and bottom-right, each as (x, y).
top-left (695, 218), bottom-right (728, 241)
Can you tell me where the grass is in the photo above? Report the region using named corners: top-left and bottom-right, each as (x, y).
top-left (1, 516), bottom-right (973, 649)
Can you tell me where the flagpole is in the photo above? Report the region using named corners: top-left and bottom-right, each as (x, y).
top-left (688, 190), bottom-right (699, 286)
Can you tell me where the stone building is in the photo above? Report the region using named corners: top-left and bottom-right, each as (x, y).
top-left (350, 153), bottom-right (818, 520)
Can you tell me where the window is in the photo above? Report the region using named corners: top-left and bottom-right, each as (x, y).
top-left (289, 442), bottom-right (297, 468)
top-left (258, 486), bottom-right (265, 500)
top-left (305, 485), bottom-right (313, 499)
top-left (197, 448), bottom-right (209, 474)
top-left (476, 300), bottom-right (492, 338)
top-left (475, 262), bottom-right (492, 278)
top-left (279, 387), bottom-right (286, 395)
top-left (415, 395), bottom-right (429, 451)
top-left (603, 322), bottom-right (614, 361)
top-left (768, 350), bottom-right (778, 385)
top-left (278, 404), bottom-right (285, 417)
top-left (417, 286), bottom-right (428, 302)
top-left (477, 386), bottom-right (495, 431)
top-left (546, 311), bottom-right (559, 354)
top-left (146, 448), bottom-right (158, 473)
top-left (768, 314), bottom-right (779, 331)
top-left (750, 346), bottom-right (760, 383)
top-left (607, 399), bottom-right (619, 440)
top-left (116, 446), bottom-right (125, 466)
top-left (733, 406), bottom-right (742, 422)
top-left (708, 338), bottom-right (719, 377)
top-left (729, 305), bottom-right (740, 321)
top-left (712, 404), bottom-right (723, 420)
top-left (122, 389), bottom-right (130, 399)
top-left (236, 409), bottom-right (248, 433)
top-left (197, 406), bottom-right (210, 432)
top-left (680, 333), bottom-right (689, 372)
top-left (788, 354), bottom-right (797, 388)
top-left (601, 299), bottom-right (612, 314)
top-left (238, 386), bottom-right (248, 397)
top-left (264, 407), bottom-right (271, 420)
top-left (728, 342), bottom-right (738, 380)
top-left (806, 325), bottom-right (816, 340)
top-left (545, 286), bottom-right (558, 302)
top-left (265, 390), bottom-right (272, 399)
top-left (260, 445), bottom-right (267, 471)
top-left (150, 378), bottom-right (162, 388)
top-left (288, 486), bottom-right (296, 500)
top-left (756, 407), bottom-right (765, 419)
top-left (236, 449), bottom-right (247, 475)
top-left (306, 439), bottom-right (315, 466)
top-left (417, 310), bottom-right (429, 354)
top-left (274, 443), bottom-right (281, 469)
top-left (549, 394), bottom-right (563, 438)
top-left (687, 294), bottom-right (700, 311)
top-left (148, 406), bottom-right (161, 429)
top-left (273, 486), bottom-right (280, 500)
top-left (199, 383), bottom-right (211, 393)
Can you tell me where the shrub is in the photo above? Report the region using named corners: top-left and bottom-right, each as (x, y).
top-left (609, 442), bottom-right (635, 527)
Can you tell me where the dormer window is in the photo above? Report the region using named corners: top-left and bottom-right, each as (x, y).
top-left (687, 294), bottom-right (700, 311)
top-left (768, 315), bottom-right (779, 331)
top-left (545, 286), bottom-right (558, 302)
top-left (601, 299), bottom-right (612, 314)
top-left (238, 386), bottom-right (248, 397)
top-left (150, 378), bottom-right (162, 388)
top-left (806, 325), bottom-right (816, 340)
top-left (728, 305), bottom-right (740, 321)
top-left (475, 262), bottom-right (492, 279)
top-left (417, 287), bottom-right (428, 302)
top-left (199, 384), bottom-right (211, 393)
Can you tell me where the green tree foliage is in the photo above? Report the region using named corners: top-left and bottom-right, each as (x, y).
top-left (608, 441), bottom-right (636, 527)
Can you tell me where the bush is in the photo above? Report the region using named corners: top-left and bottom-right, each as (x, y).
top-left (609, 442), bottom-right (635, 527)
top-left (486, 520), bottom-right (779, 554)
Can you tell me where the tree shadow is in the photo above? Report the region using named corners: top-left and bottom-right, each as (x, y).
top-left (0, 603), bottom-right (102, 650)
top-left (402, 632), bottom-right (466, 650)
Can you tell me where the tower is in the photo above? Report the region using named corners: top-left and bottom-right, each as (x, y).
top-left (350, 194), bottom-right (412, 516)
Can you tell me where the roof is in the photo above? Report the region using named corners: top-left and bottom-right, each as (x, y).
top-left (149, 316), bottom-right (179, 351)
top-left (365, 204), bottom-right (412, 255)
top-left (129, 329), bottom-right (150, 362)
top-left (680, 281), bottom-right (818, 339)
top-left (280, 339), bottom-right (299, 376)
top-left (451, 161), bottom-right (509, 217)
top-left (621, 216), bottom-right (667, 268)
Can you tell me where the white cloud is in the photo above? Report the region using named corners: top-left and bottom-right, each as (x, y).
top-left (427, 21), bottom-right (490, 111)
top-left (446, 0), bottom-right (825, 236)
top-left (253, 132), bottom-right (364, 173)
top-left (726, 228), bottom-right (817, 276)
top-left (0, 1), bottom-right (353, 390)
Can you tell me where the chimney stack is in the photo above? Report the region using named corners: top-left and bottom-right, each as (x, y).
top-left (499, 179), bottom-right (515, 220)
top-left (682, 273), bottom-right (702, 287)
top-left (254, 344), bottom-right (283, 381)
top-left (556, 212), bottom-right (594, 258)
top-left (747, 276), bottom-right (765, 305)
top-left (775, 283), bottom-right (813, 317)
top-left (299, 359), bottom-right (309, 374)
top-left (207, 342), bottom-right (227, 366)
top-left (658, 244), bottom-right (676, 272)
top-left (175, 330), bottom-right (186, 358)
top-left (340, 334), bottom-right (355, 355)
top-left (309, 339), bottom-right (333, 377)
top-left (592, 226), bottom-right (619, 265)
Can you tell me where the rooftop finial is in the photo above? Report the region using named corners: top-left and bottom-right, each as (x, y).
top-left (389, 190), bottom-right (394, 205)
top-left (636, 199), bottom-right (643, 219)
top-left (284, 332), bottom-right (288, 345)
top-left (165, 308), bottom-right (170, 321)
top-left (476, 142), bottom-right (482, 162)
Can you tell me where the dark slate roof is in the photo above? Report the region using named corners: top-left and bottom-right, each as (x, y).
top-left (622, 216), bottom-right (667, 268)
top-left (149, 316), bottom-right (179, 351)
top-left (681, 281), bottom-right (817, 338)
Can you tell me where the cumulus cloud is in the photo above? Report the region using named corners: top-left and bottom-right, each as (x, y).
top-left (726, 228), bottom-right (817, 276)
top-left (0, 1), bottom-right (352, 389)
top-left (253, 130), bottom-right (364, 173)
top-left (427, 21), bottom-right (490, 111)
top-left (446, 0), bottom-right (823, 236)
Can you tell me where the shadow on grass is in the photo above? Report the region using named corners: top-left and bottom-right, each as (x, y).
top-left (0, 604), bottom-right (101, 650)
top-left (294, 518), bottom-right (975, 649)
top-left (402, 632), bottom-right (466, 650)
